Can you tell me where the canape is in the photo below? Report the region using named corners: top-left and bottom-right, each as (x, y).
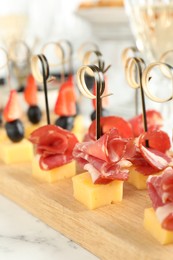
top-left (0, 89), bottom-right (33, 164)
top-left (29, 124), bottom-right (78, 183)
top-left (127, 130), bottom-right (172, 189)
top-left (72, 128), bottom-right (132, 209)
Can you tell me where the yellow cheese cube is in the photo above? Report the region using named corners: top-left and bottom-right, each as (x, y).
top-left (72, 115), bottom-right (84, 133)
top-left (0, 139), bottom-right (33, 164)
top-left (25, 122), bottom-right (45, 138)
top-left (144, 208), bottom-right (173, 245)
top-left (0, 128), bottom-right (8, 142)
top-left (32, 157), bottom-right (76, 183)
top-left (72, 172), bottom-right (123, 210)
top-left (72, 115), bottom-right (85, 142)
top-left (128, 166), bottom-right (161, 190)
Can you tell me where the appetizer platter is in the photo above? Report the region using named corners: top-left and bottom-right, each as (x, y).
top-left (0, 41), bottom-right (173, 260)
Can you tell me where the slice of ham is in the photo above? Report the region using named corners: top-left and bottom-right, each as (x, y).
top-left (128, 130), bottom-right (172, 175)
top-left (29, 125), bottom-right (78, 170)
top-left (147, 167), bottom-right (173, 231)
top-left (88, 116), bottom-right (134, 141)
top-left (73, 128), bottom-right (132, 184)
top-left (138, 130), bottom-right (171, 153)
top-left (129, 110), bottom-right (163, 137)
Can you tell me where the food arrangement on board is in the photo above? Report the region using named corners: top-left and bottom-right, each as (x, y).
top-left (1, 35), bottom-right (173, 260)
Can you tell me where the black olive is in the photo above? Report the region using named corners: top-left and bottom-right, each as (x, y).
top-left (5, 119), bottom-right (24, 142)
top-left (27, 105), bottom-right (42, 124)
top-left (90, 108), bottom-right (110, 121)
top-left (17, 85), bottom-right (25, 92)
top-left (55, 116), bottom-right (74, 131)
top-left (0, 77), bottom-right (6, 85)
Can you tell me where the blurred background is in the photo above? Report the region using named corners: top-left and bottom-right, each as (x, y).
top-left (0, 0), bottom-right (136, 118)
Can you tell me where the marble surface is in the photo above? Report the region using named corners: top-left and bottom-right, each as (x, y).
top-left (0, 195), bottom-right (98, 260)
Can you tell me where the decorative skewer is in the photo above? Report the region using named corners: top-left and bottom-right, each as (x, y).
top-left (78, 41), bottom-right (100, 63)
top-left (41, 42), bottom-right (65, 84)
top-left (42, 42), bottom-right (77, 130)
top-left (31, 54), bottom-right (53, 125)
top-left (122, 46), bottom-right (140, 115)
top-left (160, 50), bottom-right (173, 79)
top-left (59, 39), bottom-right (73, 76)
top-left (122, 47), bottom-right (139, 67)
top-left (82, 50), bottom-right (112, 120)
top-left (8, 40), bottom-right (31, 91)
top-left (83, 50), bottom-right (111, 74)
top-left (142, 61), bottom-right (173, 103)
top-left (77, 64), bottom-right (106, 140)
top-left (125, 57), bottom-right (148, 146)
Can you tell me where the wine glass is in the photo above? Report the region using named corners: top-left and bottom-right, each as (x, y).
top-left (124, 0), bottom-right (173, 63)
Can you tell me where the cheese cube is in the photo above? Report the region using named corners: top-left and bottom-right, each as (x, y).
top-left (72, 115), bottom-right (84, 133)
top-left (25, 123), bottom-right (45, 139)
top-left (144, 208), bottom-right (173, 245)
top-left (72, 115), bottom-right (85, 142)
top-left (0, 139), bottom-right (33, 164)
top-left (0, 129), bottom-right (8, 142)
top-left (72, 172), bottom-right (123, 210)
top-left (128, 166), bottom-right (160, 190)
top-left (32, 157), bottom-right (76, 183)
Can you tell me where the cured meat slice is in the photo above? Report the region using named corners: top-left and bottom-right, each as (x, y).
top-left (138, 130), bottom-right (171, 153)
top-left (138, 130), bottom-right (171, 170)
top-left (140, 146), bottom-right (171, 171)
top-left (129, 110), bottom-right (163, 137)
top-left (126, 130), bottom-right (172, 175)
top-left (88, 116), bottom-right (133, 140)
top-left (73, 128), bottom-right (132, 184)
top-left (147, 167), bottom-right (173, 231)
top-left (29, 125), bottom-right (78, 170)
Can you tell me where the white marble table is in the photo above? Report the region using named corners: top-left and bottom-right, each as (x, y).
top-left (0, 195), bottom-right (98, 260)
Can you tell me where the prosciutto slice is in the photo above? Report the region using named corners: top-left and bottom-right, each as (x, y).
top-left (129, 110), bottom-right (163, 137)
top-left (29, 125), bottom-right (78, 170)
top-left (73, 128), bottom-right (132, 184)
top-left (147, 167), bottom-right (173, 231)
top-left (128, 130), bottom-right (172, 175)
top-left (88, 116), bottom-right (134, 141)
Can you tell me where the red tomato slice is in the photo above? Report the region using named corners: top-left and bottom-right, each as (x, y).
top-left (54, 81), bottom-right (76, 116)
top-left (24, 74), bottom-right (37, 105)
top-left (3, 89), bottom-right (22, 122)
top-left (89, 116), bottom-right (134, 140)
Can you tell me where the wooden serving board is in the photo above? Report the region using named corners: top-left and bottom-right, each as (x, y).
top-left (0, 162), bottom-right (173, 260)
